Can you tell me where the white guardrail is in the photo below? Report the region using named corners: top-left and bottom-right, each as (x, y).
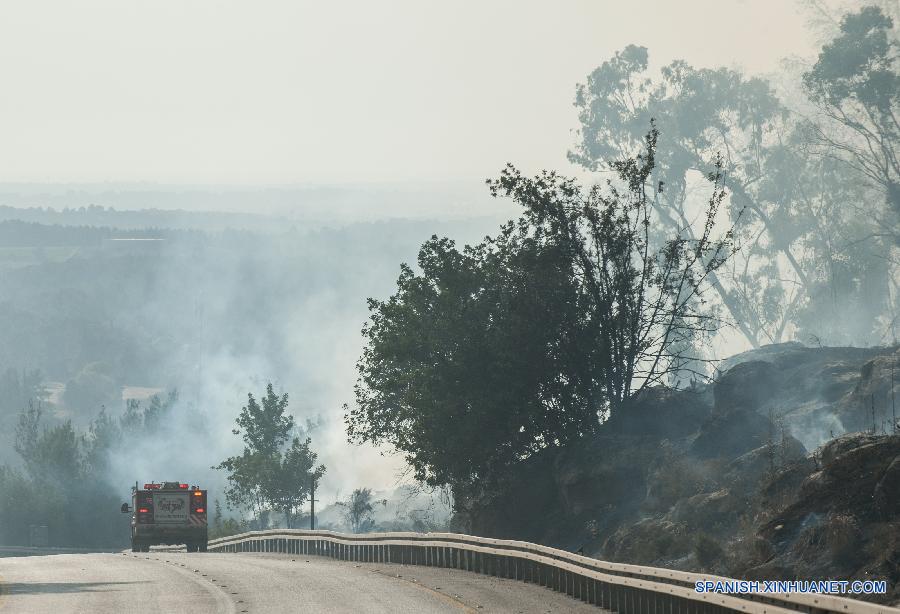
top-left (206, 530), bottom-right (897, 614)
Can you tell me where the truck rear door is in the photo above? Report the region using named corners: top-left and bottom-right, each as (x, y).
top-left (152, 491), bottom-right (190, 524)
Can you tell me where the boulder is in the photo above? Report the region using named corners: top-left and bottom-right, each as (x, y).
top-left (604, 387), bottom-right (712, 440)
top-left (819, 432), bottom-right (884, 465)
top-left (713, 360), bottom-right (780, 413)
top-left (668, 489), bottom-right (746, 534)
top-left (724, 437), bottom-right (809, 493)
top-left (690, 408), bottom-right (774, 460)
top-left (873, 455), bottom-right (900, 518)
top-left (839, 351), bottom-right (900, 433)
top-left (600, 517), bottom-right (692, 566)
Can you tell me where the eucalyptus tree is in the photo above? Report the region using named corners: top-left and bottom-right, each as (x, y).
top-left (570, 45), bottom-right (806, 348)
top-left (571, 37), bottom-right (897, 348)
top-left (803, 5), bottom-right (899, 226)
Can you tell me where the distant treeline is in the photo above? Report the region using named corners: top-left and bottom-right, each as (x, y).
top-left (0, 213), bottom-right (494, 404)
top-left (0, 204), bottom-right (293, 233)
top-left (0, 220), bottom-right (202, 247)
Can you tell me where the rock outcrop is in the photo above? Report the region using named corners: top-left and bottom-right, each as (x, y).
top-left (457, 343), bottom-right (900, 604)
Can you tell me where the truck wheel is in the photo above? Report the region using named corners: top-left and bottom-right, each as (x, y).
top-left (186, 543), bottom-right (196, 552)
top-left (142, 544), bottom-right (151, 552)
top-left (131, 541), bottom-right (140, 553)
top-left (198, 542), bottom-right (207, 553)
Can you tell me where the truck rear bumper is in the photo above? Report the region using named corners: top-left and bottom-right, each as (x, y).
top-left (134, 525), bottom-right (207, 545)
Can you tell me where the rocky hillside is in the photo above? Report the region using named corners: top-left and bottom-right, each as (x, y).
top-left (457, 343), bottom-right (900, 604)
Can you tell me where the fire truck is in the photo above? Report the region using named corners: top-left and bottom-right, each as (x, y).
top-left (122, 482), bottom-right (208, 552)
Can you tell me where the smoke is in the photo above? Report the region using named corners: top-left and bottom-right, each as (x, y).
top-left (789, 412), bottom-right (849, 453)
top-left (102, 351), bottom-right (273, 501)
top-left (86, 216), bottom-right (501, 511)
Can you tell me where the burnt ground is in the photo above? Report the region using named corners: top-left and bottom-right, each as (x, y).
top-left (456, 343), bottom-right (900, 605)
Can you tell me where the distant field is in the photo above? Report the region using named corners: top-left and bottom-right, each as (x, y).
top-left (0, 246), bottom-right (80, 270)
top-left (121, 386), bottom-right (165, 401)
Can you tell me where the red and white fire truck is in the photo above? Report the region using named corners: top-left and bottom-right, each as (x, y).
top-left (122, 481), bottom-right (208, 552)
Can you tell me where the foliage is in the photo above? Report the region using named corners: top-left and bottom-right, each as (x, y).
top-left (347, 129), bottom-right (735, 491)
top-left (803, 5), bottom-right (899, 223)
top-left (569, 29), bottom-right (898, 347)
top-left (215, 383), bottom-right (326, 528)
top-left (694, 532), bottom-right (725, 569)
top-left (570, 45), bottom-right (801, 348)
top-left (15, 403), bottom-right (82, 486)
top-left (268, 436), bottom-right (326, 528)
top-left (0, 393), bottom-right (180, 547)
top-left (209, 498), bottom-right (246, 539)
top-left (488, 128), bottom-right (734, 399)
top-left (337, 488), bottom-right (377, 533)
top-left (346, 229), bottom-right (592, 487)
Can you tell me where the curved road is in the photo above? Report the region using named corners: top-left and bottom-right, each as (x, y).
top-left (0, 551), bottom-right (602, 613)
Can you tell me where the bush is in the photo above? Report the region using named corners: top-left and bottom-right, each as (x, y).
top-left (694, 532), bottom-right (724, 569)
top-left (824, 513), bottom-right (860, 563)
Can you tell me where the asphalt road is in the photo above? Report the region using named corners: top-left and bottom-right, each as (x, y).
top-left (0, 551), bottom-right (603, 613)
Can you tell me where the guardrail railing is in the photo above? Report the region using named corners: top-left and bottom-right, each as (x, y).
top-left (206, 530), bottom-right (896, 613)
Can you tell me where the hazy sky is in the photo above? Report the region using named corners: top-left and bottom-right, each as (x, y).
top-left (0, 1), bottom-right (817, 186)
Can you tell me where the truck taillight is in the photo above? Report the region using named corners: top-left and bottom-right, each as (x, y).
top-left (192, 491), bottom-right (207, 514)
top-left (179, 483), bottom-right (188, 489)
top-left (138, 507), bottom-right (149, 513)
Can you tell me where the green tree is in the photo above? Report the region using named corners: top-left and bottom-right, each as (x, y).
top-left (346, 226), bottom-right (594, 488)
top-left (209, 498), bottom-right (245, 539)
top-left (8, 403), bottom-right (127, 547)
top-left (570, 45), bottom-right (802, 348)
top-left (83, 406), bottom-right (120, 477)
top-left (14, 403), bottom-right (82, 486)
top-left (233, 384), bottom-right (294, 456)
top-left (798, 4), bottom-right (899, 341)
top-left (0, 465), bottom-right (55, 546)
top-left (0, 390), bottom-right (186, 548)
top-left (270, 436), bottom-right (325, 528)
top-left (347, 129), bottom-right (735, 492)
top-left (141, 390), bottom-right (179, 433)
top-left (803, 5), bottom-right (899, 223)
top-left (570, 41), bottom-right (897, 347)
top-left (338, 488), bottom-right (376, 533)
top-left (215, 384), bottom-right (325, 528)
